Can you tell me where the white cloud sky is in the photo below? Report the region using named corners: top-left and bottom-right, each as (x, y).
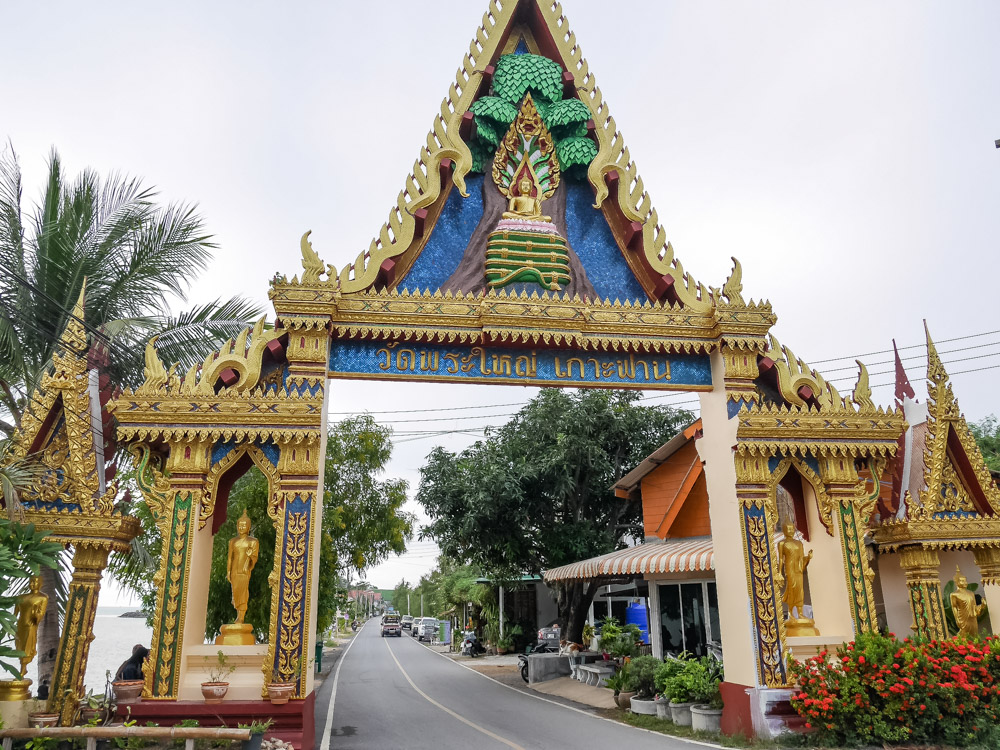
top-left (4, 1), bottom-right (999, 599)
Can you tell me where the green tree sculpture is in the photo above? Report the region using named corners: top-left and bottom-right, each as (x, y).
top-left (468, 53), bottom-right (598, 178)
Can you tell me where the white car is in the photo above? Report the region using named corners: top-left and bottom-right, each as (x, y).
top-left (401, 614), bottom-right (414, 631)
top-left (410, 617), bottom-right (423, 636)
top-left (417, 618), bottom-right (439, 642)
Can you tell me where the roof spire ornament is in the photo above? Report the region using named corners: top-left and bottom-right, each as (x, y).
top-left (852, 360), bottom-right (875, 412)
top-left (892, 338), bottom-right (916, 403)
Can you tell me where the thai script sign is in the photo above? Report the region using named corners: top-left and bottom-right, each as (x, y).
top-left (329, 341), bottom-right (712, 390)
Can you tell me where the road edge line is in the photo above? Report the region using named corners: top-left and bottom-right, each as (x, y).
top-left (385, 637), bottom-right (526, 749)
top-left (414, 640), bottom-right (728, 750)
top-left (319, 620), bottom-right (366, 750)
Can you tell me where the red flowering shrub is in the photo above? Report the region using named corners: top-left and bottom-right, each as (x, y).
top-left (789, 632), bottom-right (1000, 747)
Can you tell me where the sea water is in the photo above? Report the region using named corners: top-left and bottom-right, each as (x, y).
top-left (24, 606), bottom-right (153, 696)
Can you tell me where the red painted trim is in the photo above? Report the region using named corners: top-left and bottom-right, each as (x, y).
top-left (720, 680), bottom-right (754, 737)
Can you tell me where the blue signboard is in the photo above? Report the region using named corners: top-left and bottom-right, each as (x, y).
top-left (329, 340), bottom-right (712, 391)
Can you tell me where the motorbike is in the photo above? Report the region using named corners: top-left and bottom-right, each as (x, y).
top-left (518, 639), bottom-right (559, 683)
top-left (351, 620), bottom-right (359, 632)
top-left (460, 630), bottom-right (484, 657)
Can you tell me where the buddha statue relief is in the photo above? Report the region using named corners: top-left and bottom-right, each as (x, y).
top-left (776, 521), bottom-right (820, 637)
top-left (503, 172), bottom-right (550, 222)
top-left (950, 567), bottom-right (986, 638)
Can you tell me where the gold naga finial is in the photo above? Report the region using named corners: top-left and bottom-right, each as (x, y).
top-left (852, 359), bottom-right (875, 411)
top-left (60, 278), bottom-right (89, 353)
top-left (142, 335), bottom-right (169, 390)
top-left (721, 257), bottom-right (745, 306)
top-left (923, 320), bottom-right (948, 387)
top-left (299, 230), bottom-right (327, 284)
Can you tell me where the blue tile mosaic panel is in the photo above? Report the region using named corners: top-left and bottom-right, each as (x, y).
top-left (329, 340), bottom-right (711, 391)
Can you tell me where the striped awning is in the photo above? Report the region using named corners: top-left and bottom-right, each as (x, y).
top-left (543, 536), bottom-right (714, 582)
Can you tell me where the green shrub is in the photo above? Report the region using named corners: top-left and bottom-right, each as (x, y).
top-left (629, 655), bottom-right (662, 699)
top-left (598, 616), bottom-right (621, 653)
top-left (654, 658), bottom-right (684, 697)
top-left (617, 661), bottom-right (638, 692)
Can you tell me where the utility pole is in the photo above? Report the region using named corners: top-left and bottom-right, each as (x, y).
top-left (407, 592), bottom-right (411, 614)
top-left (421, 594), bottom-right (424, 617)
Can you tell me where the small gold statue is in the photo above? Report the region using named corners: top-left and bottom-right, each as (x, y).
top-left (776, 522), bottom-right (819, 637)
top-left (216, 509), bottom-right (259, 646)
top-left (503, 172), bottom-right (550, 222)
top-left (950, 567), bottom-right (986, 638)
top-left (15, 576), bottom-right (49, 677)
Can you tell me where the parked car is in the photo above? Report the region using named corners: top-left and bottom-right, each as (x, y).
top-left (417, 618), bottom-right (439, 642)
top-left (401, 615), bottom-right (414, 631)
top-left (410, 617), bottom-right (423, 636)
top-left (535, 622), bottom-right (560, 651)
top-left (381, 614), bottom-right (402, 637)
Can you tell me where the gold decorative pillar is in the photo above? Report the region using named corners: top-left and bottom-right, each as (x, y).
top-left (47, 545), bottom-right (109, 725)
top-left (898, 546), bottom-right (946, 639)
top-left (734, 448), bottom-right (787, 686)
top-left (721, 341), bottom-right (762, 412)
top-left (973, 547), bottom-right (1000, 635)
top-left (819, 455), bottom-right (879, 635)
top-left (132, 440), bottom-right (210, 700)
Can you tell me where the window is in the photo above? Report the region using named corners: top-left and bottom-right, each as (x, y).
top-left (657, 581), bottom-right (718, 657)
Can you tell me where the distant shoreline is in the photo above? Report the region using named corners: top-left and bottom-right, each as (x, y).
top-left (119, 610), bottom-right (146, 619)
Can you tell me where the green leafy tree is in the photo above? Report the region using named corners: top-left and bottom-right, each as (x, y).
top-left (0, 146), bottom-right (263, 693)
top-left (417, 389), bottom-right (691, 642)
top-left (467, 53), bottom-right (598, 177)
top-left (971, 415), bottom-right (1000, 472)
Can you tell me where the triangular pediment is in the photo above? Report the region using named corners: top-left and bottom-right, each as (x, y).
top-left (324, 0), bottom-right (717, 312)
top-left (916, 329), bottom-right (1000, 518)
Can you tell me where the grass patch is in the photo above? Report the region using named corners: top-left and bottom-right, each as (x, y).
top-left (614, 710), bottom-right (787, 749)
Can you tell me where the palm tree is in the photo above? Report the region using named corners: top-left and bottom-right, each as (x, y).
top-left (0, 146), bottom-right (265, 695)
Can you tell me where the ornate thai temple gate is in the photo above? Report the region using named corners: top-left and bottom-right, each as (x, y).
top-left (14, 1), bottom-right (991, 746)
top-left (102, 1), bottom-right (916, 744)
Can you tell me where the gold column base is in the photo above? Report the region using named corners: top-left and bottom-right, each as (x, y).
top-left (0, 679), bottom-right (32, 702)
top-left (215, 623), bottom-right (255, 645)
top-left (785, 617), bottom-right (821, 637)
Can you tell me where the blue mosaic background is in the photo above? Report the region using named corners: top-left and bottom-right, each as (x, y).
top-left (564, 181), bottom-right (647, 303)
top-left (329, 340), bottom-right (710, 390)
top-left (398, 175), bottom-right (648, 303)
top-left (400, 175), bottom-right (485, 293)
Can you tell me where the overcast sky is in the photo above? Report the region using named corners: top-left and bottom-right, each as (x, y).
top-left (3, 1), bottom-right (998, 603)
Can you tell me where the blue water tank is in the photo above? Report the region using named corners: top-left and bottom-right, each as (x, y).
top-left (625, 601), bottom-right (649, 644)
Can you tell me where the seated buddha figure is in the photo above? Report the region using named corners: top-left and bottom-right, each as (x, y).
top-left (503, 173), bottom-right (550, 222)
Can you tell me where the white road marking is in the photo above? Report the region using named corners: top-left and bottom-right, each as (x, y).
top-left (319, 621), bottom-right (366, 750)
top-left (385, 637), bottom-right (526, 750)
top-left (413, 640), bottom-right (726, 750)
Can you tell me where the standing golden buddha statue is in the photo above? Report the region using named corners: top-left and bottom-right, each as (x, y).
top-left (0, 576), bottom-right (48, 701)
top-left (776, 522), bottom-right (820, 637)
top-left (216, 509), bottom-right (260, 645)
top-left (950, 567), bottom-right (986, 638)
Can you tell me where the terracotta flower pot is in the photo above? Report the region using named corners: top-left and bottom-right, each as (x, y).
top-left (112, 679), bottom-right (144, 704)
top-left (266, 682), bottom-right (296, 705)
top-left (616, 690), bottom-right (636, 709)
top-left (200, 682), bottom-right (229, 704)
top-left (28, 713), bottom-right (60, 728)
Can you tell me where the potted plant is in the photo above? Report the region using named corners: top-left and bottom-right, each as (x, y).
top-left (266, 655), bottom-right (301, 705)
top-left (627, 655), bottom-right (661, 715)
top-left (76, 687), bottom-right (111, 725)
top-left (27, 698), bottom-right (59, 728)
top-left (603, 665), bottom-right (624, 704)
top-left (597, 616), bottom-right (621, 659)
top-left (616, 662), bottom-right (638, 709)
top-left (201, 649), bottom-right (235, 703)
top-left (689, 657), bottom-right (724, 733)
top-left (665, 657), bottom-right (699, 726)
top-left (582, 622), bottom-right (595, 650)
top-left (111, 663), bottom-right (144, 705)
top-left (238, 718), bottom-right (274, 750)
top-left (653, 658), bottom-right (684, 721)
top-left (496, 634), bottom-right (514, 655)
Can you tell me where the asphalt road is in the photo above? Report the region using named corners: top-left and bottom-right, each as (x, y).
top-left (321, 620), bottom-right (715, 750)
